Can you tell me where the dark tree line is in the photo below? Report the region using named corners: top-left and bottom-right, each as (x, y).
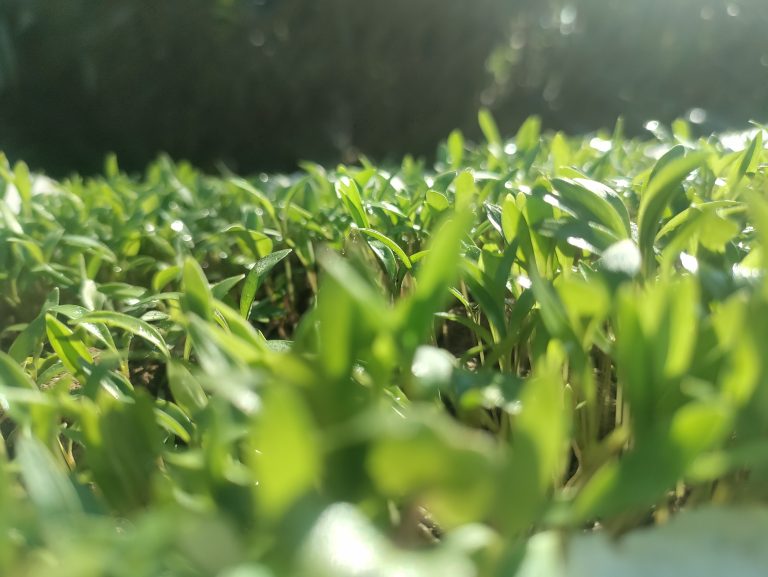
top-left (0, 0), bottom-right (766, 175)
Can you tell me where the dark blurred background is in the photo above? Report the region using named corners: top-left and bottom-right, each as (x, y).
top-left (1, 0), bottom-right (767, 175)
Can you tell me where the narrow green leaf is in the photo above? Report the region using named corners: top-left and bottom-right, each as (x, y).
top-left (359, 228), bottom-right (412, 269)
top-left (501, 193), bottom-right (523, 245)
top-left (478, 108), bottom-right (502, 148)
top-left (0, 198), bottom-right (23, 234)
top-left (61, 235), bottom-right (117, 262)
top-left (454, 171), bottom-right (477, 212)
top-left (516, 116), bottom-right (542, 154)
top-left (9, 288), bottom-right (59, 363)
top-left (240, 249), bottom-right (292, 319)
top-left (397, 211), bottom-right (474, 353)
top-left (211, 274), bottom-right (246, 300)
top-left (74, 311), bottom-right (171, 358)
top-left (45, 315), bottom-right (93, 378)
top-left (154, 402), bottom-right (193, 443)
top-left (152, 265), bottom-right (181, 292)
top-left (229, 177), bottom-right (277, 221)
top-left (447, 130), bottom-right (465, 170)
top-left (0, 350), bottom-right (38, 390)
top-left (215, 299), bottom-right (270, 353)
top-left (367, 240), bottom-right (397, 286)
top-left (182, 257), bottom-right (213, 321)
top-left (335, 176), bottom-right (370, 228)
top-left (732, 130), bottom-right (763, 188)
top-left (13, 161), bottom-right (32, 217)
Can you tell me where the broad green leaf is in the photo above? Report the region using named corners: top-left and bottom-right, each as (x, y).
top-left (613, 286), bottom-right (654, 427)
top-left (167, 360), bottom-right (208, 415)
top-left (45, 314), bottom-right (94, 378)
top-left (552, 177), bottom-right (630, 238)
top-left (698, 209), bottom-right (740, 253)
top-left (82, 392), bottom-right (162, 513)
top-left (659, 275), bottom-right (698, 381)
top-left (315, 256), bottom-right (368, 382)
top-left (16, 434), bottom-right (82, 517)
top-left (250, 386), bottom-right (320, 518)
top-left (572, 436), bottom-right (681, 521)
top-left (426, 190), bottom-right (448, 213)
top-left (670, 400), bottom-right (731, 461)
top-left (187, 315), bottom-right (262, 372)
top-left (368, 412), bottom-right (497, 527)
top-left (556, 276), bottom-right (610, 321)
top-left (498, 347), bottom-right (568, 532)
top-left (648, 144), bottom-right (686, 183)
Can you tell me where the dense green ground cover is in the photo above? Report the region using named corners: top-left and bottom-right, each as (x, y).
top-left (1, 114), bottom-right (768, 575)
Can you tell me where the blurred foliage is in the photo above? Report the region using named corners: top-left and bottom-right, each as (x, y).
top-left (492, 0), bottom-right (768, 136)
top-left (2, 1), bottom-right (768, 175)
top-left (0, 0), bottom-right (508, 174)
